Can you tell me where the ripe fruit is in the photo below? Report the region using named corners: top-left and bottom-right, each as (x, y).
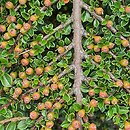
top-left (106, 20), bottom-right (113, 28)
top-left (14, 45), bottom-right (22, 53)
top-left (5, 1), bottom-right (14, 9)
top-left (32, 92), bottom-right (40, 100)
top-left (52, 75), bottom-right (58, 83)
top-left (58, 46), bottom-right (65, 54)
top-left (30, 111), bottom-right (38, 120)
top-left (35, 67), bottom-right (43, 75)
top-left (104, 98), bottom-right (110, 105)
top-left (83, 116), bottom-right (88, 123)
top-left (46, 121), bottom-right (54, 128)
top-left (99, 91), bottom-right (108, 98)
top-left (87, 44), bottom-right (94, 50)
top-left (44, 127), bottom-right (52, 130)
top-left (14, 87), bottom-right (22, 95)
top-left (19, 0), bottom-right (27, 5)
top-left (23, 95), bottom-right (31, 104)
top-left (72, 120), bottom-right (81, 129)
top-left (89, 99), bottom-right (98, 107)
top-left (42, 87), bottom-right (49, 96)
top-left (123, 81), bottom-right (130, 89)
top-left (8, 29), bottom-right (16, 37)
top-left (13, 92), bottom-right (19, 99)
top-left (0, 41), bottom-right (7, 49)
top-left (108, 42), bottom-right (115, 49)
top-left (101, 46), bottom-right (109, 53)
top-left (64, 0), bottom-right (69, 4)
top-left (94, 55), bottom-right (101, 63)
top-left (26, 67), bottom-right (34, 75)
top-left (47, 112), bottom-right (55, 120)
top-left (0, 25), bottom-right (6, 32)
top-left (121, 40), bottom-right (129, 47)
top-left (20, 27), bottom-right (27, 34)
top-left (45, 101), bottom-right (52, 109)
top-left (37, 103), bottom-right (45, 110)
top-left (44, 66), bottom-right (52, 72)
top-left (115, 79), bottom-right (123, 87)
top-left (88, 123), bottom-right (97, 130)
top-left (51, 83), bottom-right (58, 91)
top-left (30, 41), bottom-right (38, 47)
top-left (16, 24), bottom-right (22, 30)
top-left (68, 125), bottom-right (76, 130)
top-left (95, 7), bottom-right (103, 15)
top-left (88, 89), bottom-right (95, 97)
top-left (3, 32), bottom-right (11, 40)
top-left (22, 79), bottom-right (30, 88)
top-left (53, 102), bottom-right (62, 109)
top-left (23, 23), bottom-right (31, 31)
top-left (10, 72), bottom-right (17, 79)
top-left (124, 121), bottom-right (130, 130)
top-left (21, 58), bottom-right (29, 66)
top-left (7, 16), bottom-right (16, 23)
top-left (58, 82), bottom-right (64, 90)
top-left (23, 52), bottom-right (29, 58)
top-left (19, 72), bottom-right (26, 79)
top-left (78, 109), bottom-right (85, 118)
top-left (120, 59), bottom-right (128, 67)
top-left (94, 45), bottom-right (100, 52)
top-left (125, 6), bottom-right (130, 13)
top-left (44, 0), bottom-right (51, 7)
top-left (111, 97), bottom-right (118, 105)
top-left (30, 14), bottom-right (38, 21)
top-left (93, 36), bottom-right (102, 43)
top-left (29, 49), bottom-right (35, 56)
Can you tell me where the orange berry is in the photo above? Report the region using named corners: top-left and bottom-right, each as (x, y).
top-left (72, 120), bottom-right (81, 129)
top-left (14, 45), bottom-right (22, 53)
top-left (68, 125), bottom-right (76, 130)
top-left (20, 27), bottom-right (27, 34)
top-left (8, 29), bottom-right (16, 37)
top-left (23, 23), bottom-right (31, 31)
top-left (58, 82), bottom-right (64, 90)
top-left (115, 79), bottom-right (123, 87)
top-left (51, 83), bottom-right (58, 91)
top-left (44, 66), bottom-right (52, 72)
top-left (29, 49), bottom-right (35, 56)
top-left (123, 81), bottom-right (130, 89)
top-left (121, 40), bottom-right (129, 47)
top-left (0, 25), bottom-right (6, 32)
top-left (45, 101), bottom-right (52, 109)
top-left (78, 109), bottom-right (85, 118)
top-left (22, 79), bottom-right (30, 88)
top-left (58, 46), bottom-right (65, 54)
top-left (124, 121), bottom-right (130, 130)
top-left (37, 103), bottom-right (45, 110)
top-left (108, 42), bottom-right (115, 49)
top-left (13, 92), bottom-right (19, 99)
top-left (19, 72), bottom-right (26, 79)
top-left (46, 121), bottom-right (54, 128)
top-left (99, 91), bottom-right (108, 98)
top-left (14, 87), bottom-right (22, 95)
top-left (64, 0), bottom-right (69, 4)
top-left (7, 16), bottom-right (16, 23)
top-left (35, 67), bottom-right (44, 75)
top-left (30, 41), bottom-right (38, 47)
top-left (104, 98), bottom-right (110, 105)
top-left (93, 45), bottom-right (100, 52)
top-left (19, 0), bottom-right (27, 5)
top-left (120, 59), bottom-right (128, 67)
top-left (42, 87), bottom-right (49, 96)
top-left (111, 97), bottom-right (118, 105)
top-left (94, 55), bottom-right (101, 63)
top-left (23, 52), bottom-right (29, 58)
top-left (0, 41), bottom-right (7, 49)
top-left (101, 46), bottom-right (109, 53)
top-left (10, 72), bottom-right (17, 79)
top-left (30, 111), bottom-right (39, 120)
top-left (44, 0), bottom-right (51, 7)
top-left (21, 58), bottom-right (29, 66)
top-left (52, 75), bottom-right (58, 83)
top-left (23, 95), bottom-right (31, 104)
top-left (32, 92), bottom-right (40, 100)
top-left (16, 24), bottom-right (22, 30)
top-left (26, 67), bottom-right (34, 75)
top-left (106, 20), bottom-right (113, 28)
top-left (95, 7), bottom-right (103, 15)
top-left (3, 32), bottom-right (11, 40)
top-left (88, 89), bottom-right (95, 97)
top-left (89, 99), bottom-right (98, 107)
top-left (47, 112), bottom-right (55, 120)
top-left (87, 44), bottom-right (94, 50)
top-left (53, 102), bottom-right (62, 109)
top-left (93, 36), bottom-right (102, 43)
top-left (30, 14), bottom-right (38, 21)
top-left (5, 1), bottom-right (14, 9)
top-left (88, 123), bottom-right (97, 130)
top-left (125, 6), bottom-right (130, 13)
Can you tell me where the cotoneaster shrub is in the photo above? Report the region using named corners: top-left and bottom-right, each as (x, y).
top-left (0, 0), bottom-right (130, 130)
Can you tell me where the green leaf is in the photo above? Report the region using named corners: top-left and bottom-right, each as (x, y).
top-left (6, 122), bottom-right (16, 130)
top-left (72, 103), bottom-right (81, 111)
top-left (61, 121), bottom-right (70, 128)
top-left (81, 11), bottom-right (91, 22)
top-left (63, 94), bottom-right (70, 102)
top-left (0, 73), bottom-right (12, 87)
top-left (0, 124), bottom-right (4, 130)
top-left (93, 19), bottom-right (99, 28)
top-left (17, 120), bottom-right (28, 130)
top-left (21, 12), bottom-right (30, 20)
top-left (67, 113), bottom-right (75, 122)
top-left (83, 69), bottom-right (90, 76)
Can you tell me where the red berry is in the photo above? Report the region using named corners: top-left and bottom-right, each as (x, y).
top-left (44, 66), bottom-right (52, 72)
top-left (124, 121), bottom-right (130, 130)
top-left (30, 14), bottom-right (38, 21)
top-left (125, 6), bottom-right (130, 13)
top-left (87, 44), bottom-right (94, 50)
top-left (94, 55), bottom-right (101, 63)
top-left (121, 40), bottom-right (129, 47)
top-left (53, 102), bottom-right (62, 109)
top-left (68, 125), bottom-right (76, 130)
top-left (42, 87), bottom-right (49, 96)
top-left (108, 42), bottom-right (115, 49)
top-left (7, 16), bottom-right (16, 23)
top-left (8, 29), bottom-right (16, 37)
top-left (44, 0), bottom-right (51, 6)
top-left (101, 46), bottom-right (109, 53)
top-left (93, 36), bottom-right (102, 43)
top-left (0, 41), bottom-right (7, 49)
top-left (58, 46), bottom-right (65, 54)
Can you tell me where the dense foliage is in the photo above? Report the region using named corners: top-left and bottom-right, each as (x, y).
top-left (0, 0), bottom-right (130, 130)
